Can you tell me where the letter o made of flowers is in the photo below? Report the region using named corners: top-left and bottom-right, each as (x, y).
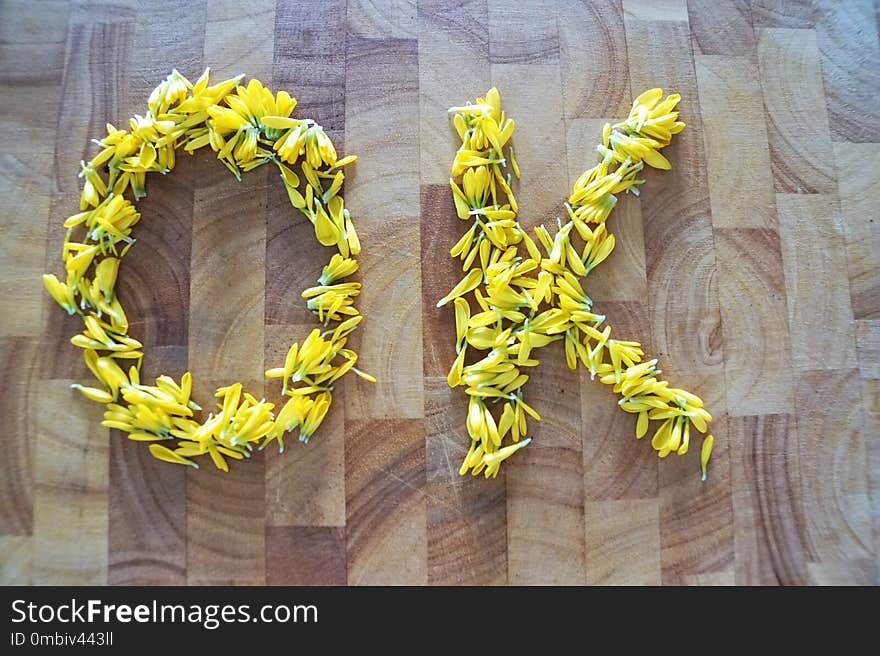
top-left (43, 69), bottom-right (374, 472)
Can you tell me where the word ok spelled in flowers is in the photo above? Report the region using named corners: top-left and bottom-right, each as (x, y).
top-left (43, 69), bottom-right (374, 472)
top-left (441, 88), bottom-right (714, 480)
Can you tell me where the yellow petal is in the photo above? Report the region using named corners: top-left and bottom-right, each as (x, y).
top-left (149, 444), bottom-right (198, 468)
top-left (636, 410), bottom-right (648, 439)
top-left (700, 434), bottom-right (714, 481)
top-left (436, 269), bottom-right (482, 307)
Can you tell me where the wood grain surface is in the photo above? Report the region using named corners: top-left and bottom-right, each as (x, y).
top-left (1, 0), bottom-right (877, 586)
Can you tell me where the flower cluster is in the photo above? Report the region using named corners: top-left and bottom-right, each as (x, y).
top-left (43, 69), bottom-right (372, 471)
top-left (443, 88), bottom-right (714, 479)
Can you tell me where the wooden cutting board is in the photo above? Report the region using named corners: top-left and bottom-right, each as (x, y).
top-left (1, 0), bottom-right (877, 585)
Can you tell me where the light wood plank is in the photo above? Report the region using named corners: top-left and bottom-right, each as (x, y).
top-left (506, 346), bottom-right (585, 585)
top-left (695, 55), bottom-right (776, 230)
top-left (815, 0), bottom-right (880, 143)
top-left (204, 0), bottom-right (274, 79)
top-left (488, 0), bottom-right (559, 64)
top-left (266, 526), bottom-right (347, 585)
top-left (856, 320), bottom-right (880, 379)
top-left (0, 536), bottom-right (31, 585)
top-left (584, 499), bottom-right (661, 585)
top-left (491, 63), bottom-right (568, 228)
top-left (715, 228), bottom-right (793, 415)
top-left (833, 142), bottom-right (880, 320)
top-left (344, 37), bottom-right (423, 419)
top-left (347, 0), bottom-right (417, 39)
top-left (757, 28), bottom-right (836, 193)
top-left (582, 302), bottom-right (660, 501)
top-left (0, 338), bottom-right (39, 535)
top-left (796, 369), bottom-right (874, 569)
top-left (777, 193), bottom-right (857, 371)
top-left (559, 0), bottom-right (631, 119)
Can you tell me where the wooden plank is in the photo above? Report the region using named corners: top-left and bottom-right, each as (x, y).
top-left (33, 381), bottom-right (109, 585)
top-left (807, 559), bottom-right (877, 585)
top-left (264, 325), bottom-right (346, 527)
top-left (101, 1), bottom-right (204, 587)
top-left (584, 499), bottom-right (660, 585)
top-left (266, 526), bottom-right (347, 585)
top-left (488, 0), bottom-right (559, 64)
top-left (54, 8), bottom-right (134, 199)
top-left (115, 156), bottom-right (196, 348)
top-left (757, 28), bottom-right (836, 194)
top-left (751, 0), bottom-right (816, 28)
top-left (582, 302), bottom-right (659, 501)
top-left (0, 2), bottom-right (67, 336)
top-left (109, 435), bottom-right (187, 585)
top-left (507, 343), bottom-right (585, 585)
top-left (0, 338), bottom-right (39, 535)
top-left (856, 321), bottom-right (880, 379)
top-left (267, 0), bottom-right (347, 325)
top-left (659, 415), bottom-right (734, 584)
top-left (688, 0), bottom-right (755, 55)
top-left (186, 161), bottom-right (268, 585)
top-left (776, 193), bottom-right (857, 371)
top-left (491, 63), bottom-right (568, 227)
top-left (833, 142), bottom-right (880, 320)
top-left (273, 0), bottom-right (345, 133)
top-left (425, 377), bottom-right (507, 584)
top-left (420, 184), bottom-right (463, 378)
top-left (490, 38), bottom-right (584, 584)
top-left (815, 0), bottom-right (880, 142)
top-left (39, 8), bottom-right (132, 375)
top-left (565, 117), bottom-right (648, 302)
top-left (729, 414), bottom-right (809, 584)
top-left (204, 0), bottom-right (274, 78)
top-left (127, 2), bottom-right (204, 104)
top-left (695, 55), bottom-right (776, 230)
top-left (186, 448), bottom-right (266, 585)
top-left (108, 346), bottom-right (187, 585)
top-left (559, 0), bottom-right (631, 120)
top-left (624, 10), bottom-right (734, 584)
top-left (623, 0), bottom-right (689, 22)
top-left (417, 0), bottom-right (490, 185)
top-left (0, 0), bottom-right (69, 69)
top-left (347, 0), bottom-right (417, 39)
top-left (623, 14), bottom-right (724, 381)
top-left (189, 169), bottom-right (268, 385)
top-left (345, 419), bottom-right (426, 585)
top-left (796, 369), bottom-right (874, 571)
top-left (863, 377), bottom-right (879, 575)
top-left (0, 536), bottom-right (31, 585)
top-left (344, 36), bottom-right (423, 419)
top-left (714, 228), bottom-right (793, 416)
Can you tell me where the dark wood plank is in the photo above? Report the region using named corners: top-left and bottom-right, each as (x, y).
top-left (0, 338), bottom-right (39, 535)
top-left (266, 526), bottom-right (347, 585)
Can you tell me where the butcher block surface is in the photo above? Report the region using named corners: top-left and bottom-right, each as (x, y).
top-left (1, 0), bottom-right (878, 585)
